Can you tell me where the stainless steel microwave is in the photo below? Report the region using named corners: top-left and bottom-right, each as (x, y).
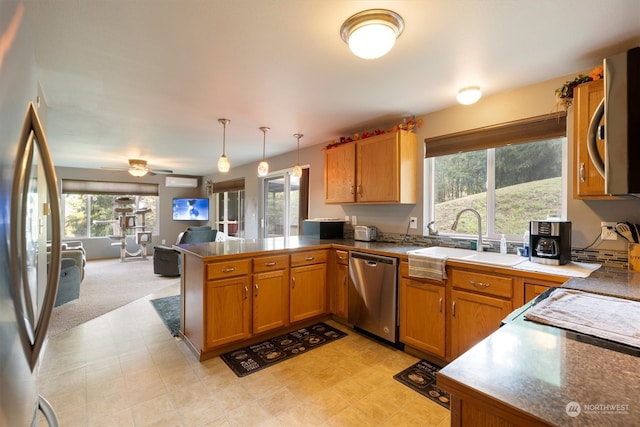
top-left (587, 46), bottom-right (640, 196)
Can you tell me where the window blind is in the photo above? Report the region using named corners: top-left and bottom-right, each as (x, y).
top-left (61, 179), bottom-right (159, 196)
top-left (424, 113), bottom-right (566, 158)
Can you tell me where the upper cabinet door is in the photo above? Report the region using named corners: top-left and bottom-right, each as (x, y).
top-left (324, 143), bottom-right (356, 203)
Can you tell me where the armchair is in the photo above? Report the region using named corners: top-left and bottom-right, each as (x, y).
top-left (153, 226), bottom-right (220, 276)
top-left (47, 248), bottom-right (84, 307)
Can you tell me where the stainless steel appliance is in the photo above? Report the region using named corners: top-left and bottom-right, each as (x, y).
top-left (348, 251), bottom-right (400, 346)
top-left (587, 46), bottom-right (640, 196)
top-left (1, 3), bottom-right (60, 424)
top-left (530, 220), bottom-right (572, 265)
top-left (354, 225), bottom-right (377, 242)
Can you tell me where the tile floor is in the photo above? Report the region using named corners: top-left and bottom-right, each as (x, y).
top-left (39, 283), bottom-right (450, 426)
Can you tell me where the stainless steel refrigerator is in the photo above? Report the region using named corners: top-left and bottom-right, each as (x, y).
top-left (1, 1), bottom-right (60, 425)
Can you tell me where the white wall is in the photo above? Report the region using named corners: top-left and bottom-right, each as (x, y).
top-left (204, 72), bottom-right (640, 249)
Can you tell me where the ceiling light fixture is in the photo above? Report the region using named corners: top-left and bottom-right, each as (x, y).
top-left (217, 118), bottom-right (231, 173)
top-left (456, 86), bottom-right (482, 105)
top-left (340, 9), bottom-right (404, 60)
top-left (292, 133), bottom-right (303, 178)
top-left (257, 126), bottom-right (270, 177)
top-left (128, 159), bottom-right (149, 177)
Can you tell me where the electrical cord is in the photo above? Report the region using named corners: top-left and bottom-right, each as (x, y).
top-left (576, 231), bottom-right (603, 251)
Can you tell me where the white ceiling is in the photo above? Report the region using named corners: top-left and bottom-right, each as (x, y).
top-left (22, 0), bottom-right (640, 176)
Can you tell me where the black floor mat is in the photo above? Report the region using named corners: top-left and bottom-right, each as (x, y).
top-left (393, 360), bottom-right (450, 410)
top-left (220, 323), bottom-right (347, 377)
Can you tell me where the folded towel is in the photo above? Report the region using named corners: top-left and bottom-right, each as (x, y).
top-left (525, 288), bottom-right (640, 349)
top-left (408, 253), bottom-right (448, 282)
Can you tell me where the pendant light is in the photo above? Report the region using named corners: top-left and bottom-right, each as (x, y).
top-left (292, 133), bottom-right (303, 178)
top-left (217, 118), bottom-right (231, 173)
top-left (257, 126), bottom-right (270, 177)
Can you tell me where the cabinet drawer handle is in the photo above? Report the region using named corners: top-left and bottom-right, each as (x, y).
top-left (222, 267), bottom-right (236, 273)
top-left (292, 276), bottom-right (296, 289)
top-left (579, 162), bottom-right (585, 183)
top-left (244, 286), bottom-right (248, 300)
top-left (438, 297), bottom-right (442, 313)
top-left (254, 283), bottom-right (258, 297)
top-left (305, 256), bottom-right (315, 261)
top-left (338, 255), bottom-right (346, 260)
top-left (452, 301), bottom-right (456, 317)
top-left (470, 280), bottom-right (490, 288)
top-left (265, 261), bottom-right (277, 266)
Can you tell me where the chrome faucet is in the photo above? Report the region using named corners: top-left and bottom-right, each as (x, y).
top-left (426, 220), bottom-right (438, 236)
top-left (451, 208), bottom-right (488, 252)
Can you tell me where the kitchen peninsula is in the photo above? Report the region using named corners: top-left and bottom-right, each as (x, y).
top-left (437, 268), bottom-right (640, 426)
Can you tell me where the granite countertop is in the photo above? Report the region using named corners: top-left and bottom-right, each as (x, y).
top-left (438, 268), bottom-right (640, 425)
top-left (174, 236), bottom-right (423, 259)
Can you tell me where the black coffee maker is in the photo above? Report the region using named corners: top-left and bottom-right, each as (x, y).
top-left (530, 220), bottom-right (572, 265)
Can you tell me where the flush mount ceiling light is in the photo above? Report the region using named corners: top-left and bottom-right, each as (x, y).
top-left (128, 159), bottom-right (149, 177)
top-left (217, 118), bottom-right (231, 173)
top-left (257, 126), bottom-right (270, 177)
top-left (292, 133), bottom-right (303, 178)
top-left (456, 86), bottom-right (482, 105)
top-left (340, 9), bottom-right (404, 60)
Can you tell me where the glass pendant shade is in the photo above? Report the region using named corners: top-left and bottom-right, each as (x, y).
top-left (128, 159), bottom-right (149, 177)
top-left (217, 118), bottom-right (231, 172)
top-left (258, 126), bottom-right (270, 177)
top-left (217, 154), bottom-right (230, 173)
top-left (340, 9), bottom-right (404, 60)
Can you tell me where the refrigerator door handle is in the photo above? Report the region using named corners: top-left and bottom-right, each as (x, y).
top-left (33, 395), bottom-right (59, 427)
top-left (10, 102), bottom-right (62, 371)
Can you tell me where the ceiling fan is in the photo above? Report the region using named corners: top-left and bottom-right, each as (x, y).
top-left (101, 159), bottom-right (173, 177)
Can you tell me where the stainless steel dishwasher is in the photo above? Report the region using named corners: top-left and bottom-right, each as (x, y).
top-left (348, 251), bottom-right (399, 346)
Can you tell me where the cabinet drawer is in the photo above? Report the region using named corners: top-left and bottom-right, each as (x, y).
top-left (253, 254), bottom-right (288, 273)
top-left (335, 250), bottom-right (348, 265)
top-left (450, 269), bottom-right (512, 298)
top-left (290, 250), bottom-right (327, 267)
top-left (207, 259), bottom-right (250, 280)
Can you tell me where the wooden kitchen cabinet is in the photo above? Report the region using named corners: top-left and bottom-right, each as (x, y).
top-left (324, 130), bottom-right (418, 204)
top-left (330, 249), bottom-right (349, 320)
top-left (290, 250), bottom-right (328, 323)
top-left (324, 143), bottom-right (356, 203)
top-left (252, 254), bottom-right (289, 335)
top-left (573, 80), bottom-right (617, 199)
top-left (399, 275), bottom-right (446, 358)
top-left (205, 259), bottom-right (252, 350)
top-left (449, 268), bottom-right (513, 360)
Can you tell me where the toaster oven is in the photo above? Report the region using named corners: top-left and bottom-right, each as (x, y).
top-left (354, 225), bottom-right (377, 242)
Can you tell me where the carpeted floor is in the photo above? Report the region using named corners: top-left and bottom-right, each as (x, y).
top-left (48, 257), bottom-right (179, 336)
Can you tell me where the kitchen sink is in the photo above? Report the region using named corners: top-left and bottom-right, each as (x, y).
top-left (408, 246), bottom-right (526, 267)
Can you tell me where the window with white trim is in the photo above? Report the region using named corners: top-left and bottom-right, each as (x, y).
top-left (423, 114), bottom-right (567, 241)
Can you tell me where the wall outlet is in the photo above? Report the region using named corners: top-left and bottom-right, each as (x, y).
top-left (600, 221), bottom-right (618, 240)
top-left (409, 217), bottom-right (418, 229)
top-left (351, 215), bottom-right (357, 226)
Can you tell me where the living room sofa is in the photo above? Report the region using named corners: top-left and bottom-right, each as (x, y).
top-left (48, 241), bottom-right (86, 306)
top-left (153, 226), bottom-right (220, 276)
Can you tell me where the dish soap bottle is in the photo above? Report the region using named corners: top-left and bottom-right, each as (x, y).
top-left (500, 234), bottom-right (507, 254)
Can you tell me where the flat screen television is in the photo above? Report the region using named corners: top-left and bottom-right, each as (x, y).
top-left (172, 198), bottom-right (209, 221)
